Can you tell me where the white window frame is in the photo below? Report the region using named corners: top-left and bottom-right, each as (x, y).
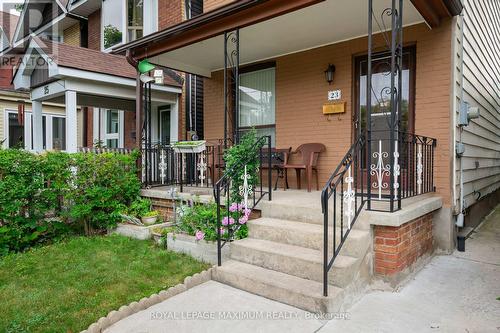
top-left (101, 0), bottom-right (157, 52)
top-left (3, 109), bottom-right (66, 151)
top-left (93, 109), bottom-right (125, 148)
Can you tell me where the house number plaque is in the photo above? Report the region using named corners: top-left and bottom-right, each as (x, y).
top-left (328, 90), bottom-right (341, 101)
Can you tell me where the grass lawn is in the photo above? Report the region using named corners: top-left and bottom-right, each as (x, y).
top-left (0, 234), bottom-right (210, 333)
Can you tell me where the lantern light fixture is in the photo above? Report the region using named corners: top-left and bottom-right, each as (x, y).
top-left (324, 64), bottom-right (336, 85)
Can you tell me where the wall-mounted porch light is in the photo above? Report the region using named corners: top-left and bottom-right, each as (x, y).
top-left (324, 64), bottom-right (336, 85)
top-left (140, 73), bottom-right (155, 84)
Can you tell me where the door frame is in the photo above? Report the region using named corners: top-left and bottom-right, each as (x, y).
top-left (352, 45), bottom-right (416, 144)
top-left (158, 104), bottom-right (172, 144)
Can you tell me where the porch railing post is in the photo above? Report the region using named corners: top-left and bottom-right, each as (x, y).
top-left (216, 185), bottom-right (221, 266)
top-left (223, 31), bottom-right (228, 149)
top-left (268, 136), bottom-right (272, 201)
top-left (322, 190), bottom-right (328, 297)
top-left (389, 0), bottom-right (397, 212)
top-left (367, 0), bottom-right (373, 210)
top-left (397, 0), bottom-right (404, 210)
top-left (148, 81), bottom-right (152, 185)
top-left (235, 29), bottom-right (240, 144)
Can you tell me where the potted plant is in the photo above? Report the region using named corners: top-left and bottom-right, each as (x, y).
top-left (172, 140), bottom-right (206, 154)
top-left (141, 210), bottom-right (159, 225)
top-left (127, 198), bottom-right (161, 225)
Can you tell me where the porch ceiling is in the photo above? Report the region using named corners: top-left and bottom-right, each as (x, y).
top-left (146, 0), bottom-right (425, 77)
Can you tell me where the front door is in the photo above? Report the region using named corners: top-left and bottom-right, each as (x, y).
top-left (354, 47), bottom-right (416, 194)
top-left (158, 105), bottom-right (171, 144)
top-left (354, 47), bottom-right (415, 142)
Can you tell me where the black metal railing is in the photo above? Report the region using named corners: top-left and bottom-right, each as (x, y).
top-left (366, 131), bottom-right (437, 211)
top-left (321, 133), bottom-right (436, 295)
top-left (321, 135), bottom-right (367, 296)
top-left (214, 135), bottom-right (272, 266)
top-left (141, 143), bottom-right (216, 190)
top-left (399, 133), bottom-right (436, 199)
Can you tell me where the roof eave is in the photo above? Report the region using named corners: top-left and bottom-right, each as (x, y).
top-left (112, 0), bottom-right (324, 60)
top-left (410, 0), bottom-right (463, 28)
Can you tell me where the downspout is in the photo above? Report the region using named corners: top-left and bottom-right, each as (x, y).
top-left (126, 50), bottom-right (143, 149)
top-left (456, 10), bottom-right (465, 228)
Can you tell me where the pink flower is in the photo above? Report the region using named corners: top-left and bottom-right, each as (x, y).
top-left (195, 230), bottom-right (205, 241)
top-left (229, 203), bottom-right (239, 212)
top-left (243, 208), bottom-right (251, 217)
top-left (221, 216), bottom-right (235, 226)
top-left (238, 215), bottom-right (248, 224)
top-left (218, 227), bottom-right (225, 235)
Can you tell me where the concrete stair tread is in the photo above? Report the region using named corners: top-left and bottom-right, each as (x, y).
top-left (234, 237), bottom-right (358, 268)
top-left (219, 260), bottom-right (343, 298)
top-left (214, 260), bottom-right (345, 313)
top-left (248, 217), bottom-right (368, 237)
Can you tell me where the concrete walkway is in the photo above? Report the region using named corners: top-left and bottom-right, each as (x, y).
top-left (320, 205), bottom-right (500, 333)
top-left (104, 280), bottom-right (325, 333)
top-left (106, 205), bottom-right (500, 333)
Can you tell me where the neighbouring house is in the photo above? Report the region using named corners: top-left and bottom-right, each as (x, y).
top-left (1, 0), bottom-right (202, 152)
top-left (0, 8), bottom-right (67, 149)
top-left (112, 0), bottom-right (500, 313)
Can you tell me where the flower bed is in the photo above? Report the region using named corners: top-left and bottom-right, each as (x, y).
top-left (163, 198), bottom-right (252, 263)
top-left (173, 200), bottom-right (250, 243)
top-left (165, 233), bottom-right (230, 264)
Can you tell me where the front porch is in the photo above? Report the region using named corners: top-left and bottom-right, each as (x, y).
top-left (117, 0), bottom-right (459, 314)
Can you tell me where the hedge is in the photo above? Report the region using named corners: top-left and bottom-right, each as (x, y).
top-left (0, 149), bottom-right (141, 255)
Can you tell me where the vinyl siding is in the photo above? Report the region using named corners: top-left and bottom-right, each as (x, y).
top-left (453, 0), bottom-right (500, 209)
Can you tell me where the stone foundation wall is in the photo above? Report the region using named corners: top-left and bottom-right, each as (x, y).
top-left (374, 212), bottom-right (433, 276)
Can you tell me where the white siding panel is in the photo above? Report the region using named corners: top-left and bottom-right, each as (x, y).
top-left (454, 0), bottom-right (500, 209)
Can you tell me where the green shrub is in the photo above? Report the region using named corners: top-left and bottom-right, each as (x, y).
top-left (68, 152), bottom-right (140, 235)
top-left (0, 149), bottom-right (141, 254)
top-left (128, 197), bottom-right (152, 218)
top-left (224, 129), bottom-right (261, 204)
top-left (0, 150), bottom-right (72, 255)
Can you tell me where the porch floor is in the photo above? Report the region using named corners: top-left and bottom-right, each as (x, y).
top-left (141, 186), bottom-right (442, 228)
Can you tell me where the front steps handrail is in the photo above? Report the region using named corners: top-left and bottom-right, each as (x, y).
top-left (321, 135), bottom-right (367, 296)
top-left (214, 135), bottom-right (272, 266)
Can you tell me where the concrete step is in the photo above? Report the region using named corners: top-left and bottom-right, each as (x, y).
top-left (258, 198), bottom-right (370, 230)
top-left (230, 238), bottom-right (359, 288)
top-left (247, 217), bottom-right (370, 258)
top-left (213, 260), bottom-right (345, 314)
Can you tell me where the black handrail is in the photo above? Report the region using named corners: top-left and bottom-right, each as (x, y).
top-left (214, 135), bottom-right (272, 266)
top-left (321, 135), bottom-right (366, 297)
top-left (321, 132), bottom-right (436, 296)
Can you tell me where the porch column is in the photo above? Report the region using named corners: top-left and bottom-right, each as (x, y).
top-left (65, 90), bottom-right (78, 153)
top-left (135, 73), bottom-right (142, 148)
top-left (32, 101), bottom-right (43, 152)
